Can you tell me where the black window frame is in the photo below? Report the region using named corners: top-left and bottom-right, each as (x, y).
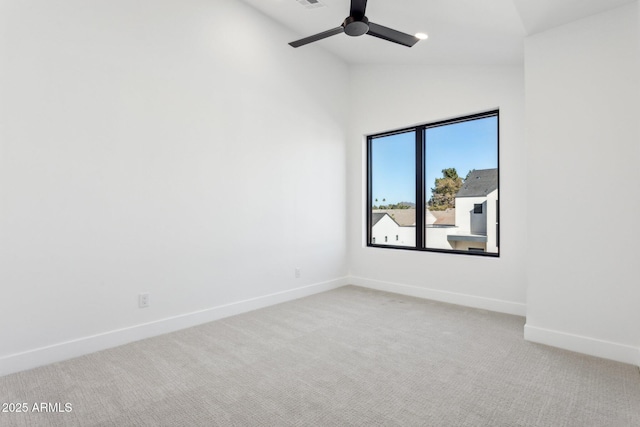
top-left (366, 110), bottom-right (500, 257)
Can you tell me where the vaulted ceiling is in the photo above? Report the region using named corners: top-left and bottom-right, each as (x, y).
top-left (241, 0), bottom-right (635, 65)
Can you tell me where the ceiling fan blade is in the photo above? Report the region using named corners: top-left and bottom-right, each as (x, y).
top-left (367, 22), bottom-right (419, 47)
top-left (350, 0), bottom-right (368, 18)
top-left (289, 26), bottom-right (345, 48)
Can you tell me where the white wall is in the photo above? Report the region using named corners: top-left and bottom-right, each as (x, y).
top-left (425, 226), bottom-right (455, 251)
top-left (347, 65), bottom-right (527, 315)
top-left (2, 0), bottom-right (636, 377)
top-left (524, 2), bottom-right (640, 365)
top-left (0, 0), bottom-right (349, 375)
top-left (371, 216), bottom-right (414, 246)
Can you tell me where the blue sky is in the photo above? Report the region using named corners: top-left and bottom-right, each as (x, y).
top-left (371, 116), bottom-right (497, 205)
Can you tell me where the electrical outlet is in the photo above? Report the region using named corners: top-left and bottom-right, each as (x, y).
top-left (295, 268), bottom-right (301, 278)
top-left (138, 293), bottom-right (150, 308)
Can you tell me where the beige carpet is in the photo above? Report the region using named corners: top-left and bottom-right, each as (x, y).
top-left (1, 285), bottom-right (639, 426)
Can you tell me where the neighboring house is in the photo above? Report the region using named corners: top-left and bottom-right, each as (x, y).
top-left (428, 209), bottom-right (455, 226)
top-left (447, 168), bottom-right (499, 253)
top-left (372, 168), bottom-right (498, 253)
top-left (425, 208), bottom-right (456, 249)
top-left (370, 211), bottom-right (415, 246)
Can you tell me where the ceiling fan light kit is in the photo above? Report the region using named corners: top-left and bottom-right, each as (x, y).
top-left (289, 0), bottom-right (421, 48)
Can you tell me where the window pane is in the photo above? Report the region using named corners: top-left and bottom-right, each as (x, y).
top-left (370, 131), bottom-right (415, 247)
top-left (424, 116), bottom-right (498, 254)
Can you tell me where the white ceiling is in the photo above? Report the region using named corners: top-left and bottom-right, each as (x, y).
top-left (240, 0), bottom-right (635, 65)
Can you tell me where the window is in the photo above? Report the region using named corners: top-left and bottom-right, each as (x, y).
top-left (367, 111), bottom-right (499, 256)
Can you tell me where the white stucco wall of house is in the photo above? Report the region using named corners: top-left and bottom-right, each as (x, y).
top-left (425, 227), bottom-right (455, 250)
top-left (371, 215), bottom-right (414, 246)
top-left (453, 189), bottom-right (499, 252)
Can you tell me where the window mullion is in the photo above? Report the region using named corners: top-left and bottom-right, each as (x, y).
top-left (415, 127), bottom-right (425, 249)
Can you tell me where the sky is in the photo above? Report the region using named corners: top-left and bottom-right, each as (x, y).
top-left (371, 116), bottom-right (498, 205)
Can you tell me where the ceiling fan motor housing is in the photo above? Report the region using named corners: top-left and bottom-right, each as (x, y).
top-left (343, 16), bottom-right (369, 36)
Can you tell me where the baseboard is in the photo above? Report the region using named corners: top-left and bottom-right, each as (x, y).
top-left (524, 324), bottom-right (640, 366)
top-left (0, 277), bottom-right (348, 378)
top-left (349, 276), bottom-right (526, 317)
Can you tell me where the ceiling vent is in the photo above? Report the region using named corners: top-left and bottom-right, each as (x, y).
top-left (296, 0), bottom-right (325, 9)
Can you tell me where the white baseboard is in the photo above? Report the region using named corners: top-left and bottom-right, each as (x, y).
top-left (524, 324), bottom-right (640, 366)
top-left (0, 277), bottom-right (347, 378)
top-left (349, 276), bottom-right (526, 317)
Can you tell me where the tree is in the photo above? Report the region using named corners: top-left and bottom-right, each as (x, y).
top-left (372, 198), bottom-right (413, 210)
top-left (464, 169), bottom-right (476, 180)
top-left (428, 168), bottom-right (463, 210)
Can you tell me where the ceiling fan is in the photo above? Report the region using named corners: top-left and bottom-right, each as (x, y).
top-left (289, 0), bottom-right (420, 48)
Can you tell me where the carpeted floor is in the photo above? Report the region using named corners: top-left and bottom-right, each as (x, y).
top-left (1, 285), bottom-right (639, 426)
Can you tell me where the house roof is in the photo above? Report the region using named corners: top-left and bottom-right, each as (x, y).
top-left (429, 209), bottom-right (456, 226)
top-left (371, 212), bottom-right (392, 227)
top-left (456, 169), bottom-right (498, 197)
top-left (374, 209), bottom-right (455, 226)
top-left (373, 209), bottom-right (415, 227)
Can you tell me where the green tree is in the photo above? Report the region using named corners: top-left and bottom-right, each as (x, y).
top-left (428, 168), bottom-right (463, 210)
top-left (464, 169), bottom-right (476, 180)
